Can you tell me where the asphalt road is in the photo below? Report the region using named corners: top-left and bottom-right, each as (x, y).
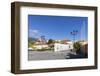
top-left (28, 50), bottom-right (71, 60)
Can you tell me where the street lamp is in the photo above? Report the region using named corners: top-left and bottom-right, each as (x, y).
top-left (70, 30), bottom-right (78, 42)
top-left (70, 30), bottom-right (78, 52)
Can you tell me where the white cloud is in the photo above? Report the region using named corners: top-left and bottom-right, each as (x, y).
top-left (29, 29), bottom-right (39, 38)
top-left (29, 29), bottom-right (39, 34)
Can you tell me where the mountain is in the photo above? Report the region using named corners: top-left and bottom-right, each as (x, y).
top-left (28, 37), bottom-right (38, 42)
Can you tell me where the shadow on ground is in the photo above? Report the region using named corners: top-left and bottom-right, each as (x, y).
top-left (66, 51), bottom-right (88, 59)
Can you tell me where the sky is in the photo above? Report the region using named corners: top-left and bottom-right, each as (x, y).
top-left (28, 15), bottom-right (88, 41)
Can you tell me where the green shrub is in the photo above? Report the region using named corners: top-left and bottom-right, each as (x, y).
top-left (73, 42), bottom-right (81, 53)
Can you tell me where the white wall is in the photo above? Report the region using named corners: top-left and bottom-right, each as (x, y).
top-left (54, 43), bottom-right (73, 52)
top-left (34, 45), bottom-right (48, 49)
top-left (0, 0), bottom-right (100, 76)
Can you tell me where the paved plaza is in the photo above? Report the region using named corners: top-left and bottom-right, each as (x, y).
top-left (28, 50), bottom-right (86, 60)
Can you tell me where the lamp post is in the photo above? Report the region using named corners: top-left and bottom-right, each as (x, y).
top-left (41, 36), bottom-right (46, 44)
top-left (70, 30), bottom-right (78, 43)
top-left (70, 30), bottom-right (78, 52)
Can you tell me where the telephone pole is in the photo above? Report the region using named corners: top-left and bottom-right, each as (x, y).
top-left (70, 30), bottom-right (78, 42)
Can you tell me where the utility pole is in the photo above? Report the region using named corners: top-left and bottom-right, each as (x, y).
top-left (70, 30), bottom-right (78, 42)
top-left (41, 36), bottom-right (46, 44)
top-left (70, 30), bottom-right (78, 53)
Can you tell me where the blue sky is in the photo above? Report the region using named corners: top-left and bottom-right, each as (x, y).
top-left (28, 15), bottom-right (88, 41)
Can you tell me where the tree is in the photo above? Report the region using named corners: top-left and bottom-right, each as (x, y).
top-left (28, 41), bottom-right (35, 48)
top-left (47, 39), bottom-right (54, 44)
top-left (47, 39), bottom-right (54, 49)
top-left (73, 42), bottom-right (81, 53)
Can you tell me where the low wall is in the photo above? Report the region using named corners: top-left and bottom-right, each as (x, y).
top-left (54, 43), bottom-right (73, 52)
top-left (80, 44), bottom-right (88, 57)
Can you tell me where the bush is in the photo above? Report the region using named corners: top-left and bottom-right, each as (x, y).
top-left (73, 42), bottom-right (81, 53)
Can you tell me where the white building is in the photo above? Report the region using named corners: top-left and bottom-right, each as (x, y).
top-left (34, 44), bottom-right (48, 49)
top-left (28, 39), bottom-right (73, 51)
top-left (54, 43), bottom-right (73, 52)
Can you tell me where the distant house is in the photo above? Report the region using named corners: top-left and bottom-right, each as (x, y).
top-left (28, 36), bottom-right (74, 51)
top-left (33, 44), bottom-right (48, 49)
top-left (33, 43), bottom-right (73, 51)
top-left (35, 36), bottom-right (47, 45)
